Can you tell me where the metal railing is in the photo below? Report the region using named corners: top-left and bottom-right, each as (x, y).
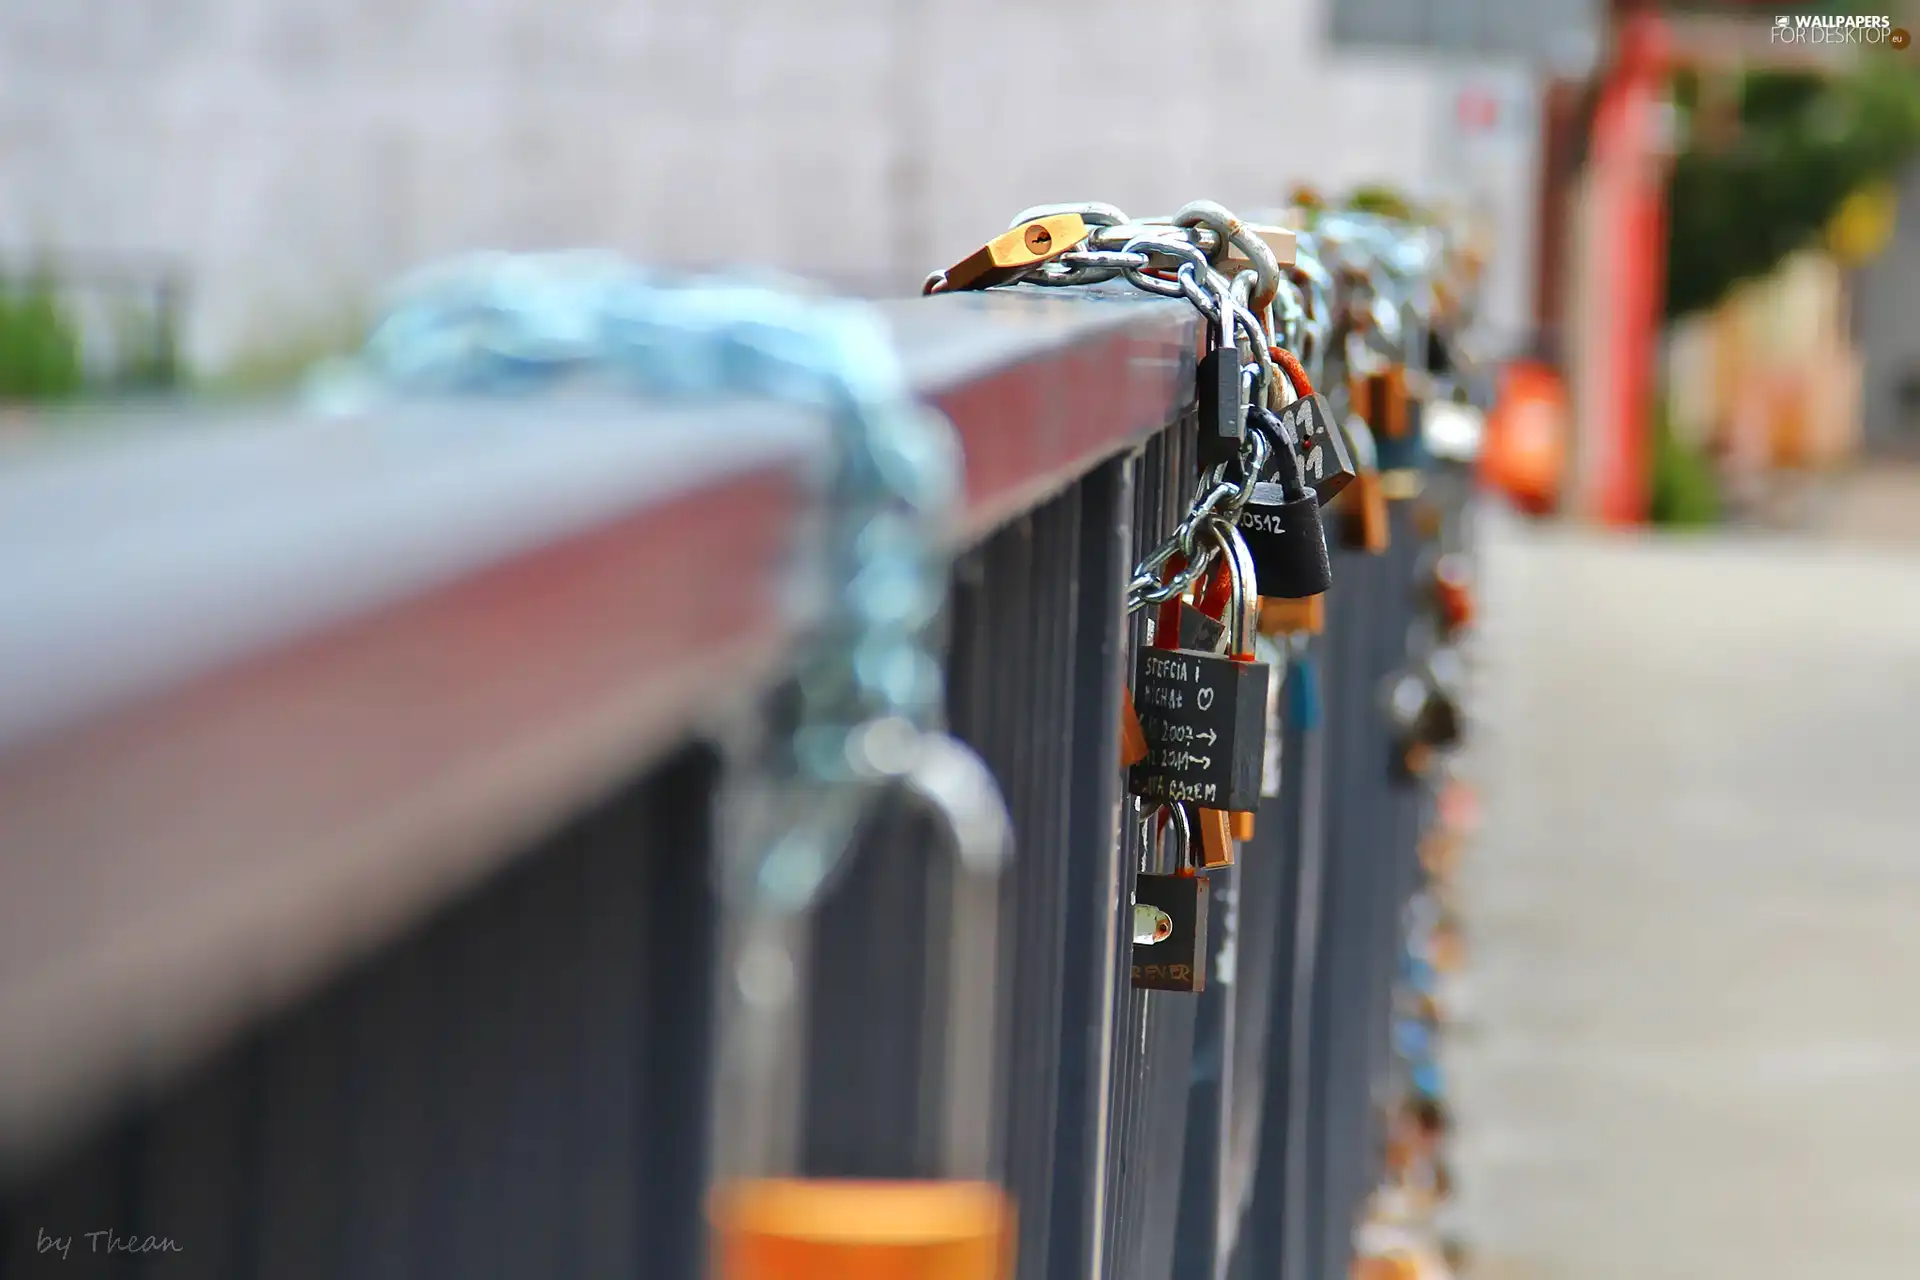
top-left (0, 281), bottom-right (1470, 1280)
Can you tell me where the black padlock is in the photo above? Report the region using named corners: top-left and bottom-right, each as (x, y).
top-left (1129, 524), bottom-right (1270, 814)
top-left (1195, 331), bottom-right (1245, 470)
top-left (1271, 390), bottom-right (1357, 506)
top-left (1132, 805), bottom-right (1209, 993)
top-left (1237, 406), bottom-right (1334, 599)
top-left (1384, 660), bottom-right (1464, 755)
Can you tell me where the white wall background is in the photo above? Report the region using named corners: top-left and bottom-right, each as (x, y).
top-left (0, 0), bottom-right (1540, 372)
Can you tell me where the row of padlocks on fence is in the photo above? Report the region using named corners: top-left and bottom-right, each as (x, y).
top-left (316, 195), bottom-right (1491, 1280)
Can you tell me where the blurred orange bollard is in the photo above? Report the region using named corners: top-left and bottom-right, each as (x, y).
top-left (1479, 359), bottom-right (1569, 515)
top-left (712, 1179), bottom-right (1014, 1280)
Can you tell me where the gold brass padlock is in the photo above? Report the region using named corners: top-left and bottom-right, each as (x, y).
top-left (1258, 595), bottom-right (1325, 636)
top-left (1224, 223), bottom-right (1298, 270)
top-left (926, 214), bottom-right (1089, 293)
top-left (1197, 807), bottom-right (1235, 869)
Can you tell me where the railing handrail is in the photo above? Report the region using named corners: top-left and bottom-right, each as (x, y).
top-left (0, 283), bottom-right (1197, 1173)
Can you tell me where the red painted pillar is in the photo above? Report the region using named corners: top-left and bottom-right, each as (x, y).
top-left (1584, 13), bottom-right (1673, 526)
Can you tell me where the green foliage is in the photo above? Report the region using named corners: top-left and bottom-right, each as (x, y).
top-left (1647, 407), bottom-right (1722, 527)
top-left (0, 272), bottom-right (84, 402)
top-left (1665, 60), bottom-right (1920, 320)
top-left (1344, 185), bottom-right (1418, 222)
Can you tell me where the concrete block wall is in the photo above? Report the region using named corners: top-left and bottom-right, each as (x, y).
top-left (0, 0), bottom-right (1538, 373)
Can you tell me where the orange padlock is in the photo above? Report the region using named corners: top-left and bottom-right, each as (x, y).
top-left (1258, 594), bottom-right (1325, 636)
top-left (1382, 365), bottom-right (1410, 440)
top-left (1352, 471), bottom-right (1391, 552)
top-left (712, 1178), bottom-right (1015, 1280)
top-left (1196, 807), bottom-right (1236, 869)
top-left (1432, 553), bottom-right (1474, 634)
top-left (1479, 357), bottom-right (1569, 515)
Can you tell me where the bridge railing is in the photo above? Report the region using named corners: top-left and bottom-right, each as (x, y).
top-left (0, 281), bottom-right (1462, 1280)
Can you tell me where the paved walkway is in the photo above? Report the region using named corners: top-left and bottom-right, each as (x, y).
top-left (1449, 503), bottom-right (1920, 1280)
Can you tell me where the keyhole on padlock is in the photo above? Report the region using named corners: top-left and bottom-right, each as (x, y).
top-left (1024, 224), bottom-right (1053, 254)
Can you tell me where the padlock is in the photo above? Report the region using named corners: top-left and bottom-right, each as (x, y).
top-left (710, 735), bottom-right (1017, 1280)
top-left (925, 213), bottom-right (1089, 293)
top-left (1128, 524), bottom-right (1271, 815)
top-left (1194, 324), bottom-right (1245, 470)
top-left (1269, 389), bottom-right (1356, 506)
top-left (1196, 806), bottom-right (1236, 869)
top-left (1383, 661), bottom-right (1464, 777)
top-left (1381, 365), bottom-right (1410, 439)
top-left (1237, 405), bottom-right (1333, 599)
top-left (1431, 552), bottom-right (1474, 635)
top-left (1132, 804), bottom-right (1209, 993)
top-left (1125, 594), bottom-right (1221, 769)
top-left (1258, 594), bottom-right (1324, 636)
top-left (1375, 383), bottom-right (1429, 474)
top-left (1336, 417), bottom-right (1391, 555)
top-left (1187, 539), bottom-right (1264, 850)
top-left (1224, 223), bottom-right (1299, 270)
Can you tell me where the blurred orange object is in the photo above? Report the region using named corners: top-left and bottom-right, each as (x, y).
top-left (1480, 359), bottom-right (1569, 514)
top-left (1432, 554), bottom-right (1474, 635)
top-left (1353, 1253), bottom-right (1422, 1280)
top-left (713, 1178), bottom-right (1014, 1280)
top-left (1120, 687), bottom-right (1149, 766)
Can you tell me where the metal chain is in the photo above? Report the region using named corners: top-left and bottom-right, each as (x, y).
top-left (960, 202), bottom-right (1304, 615)
top-left (306, 250), bottom-right (1006, 914)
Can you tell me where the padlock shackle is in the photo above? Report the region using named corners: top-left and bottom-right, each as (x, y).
top-left (1152, 800), bottom-right (1196, 874)
top-left (1173, 199), bottom-right (1282, 318)
top-left (1199, 522), bottom-right (1258, 659)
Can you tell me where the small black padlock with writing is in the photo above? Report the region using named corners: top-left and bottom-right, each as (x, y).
top-left (1195, 315), bottom-right (1245, 471)
top-left (1237, 405), bottom-right (1334, 599)
top-left (1271, 390), bottom-right (1357, 506)
top-left (1132, 804), bottom-right (1209, 993)
top-left (1129, 524), bottom-right (1270, 814)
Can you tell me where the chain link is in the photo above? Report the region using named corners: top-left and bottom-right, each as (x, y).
top-left (942, 201), bottom-right (1450, 619)
top-left (306, 250), bottom-right (1001, 914)
top-left (942, 202), bottom-right (1304, 616)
